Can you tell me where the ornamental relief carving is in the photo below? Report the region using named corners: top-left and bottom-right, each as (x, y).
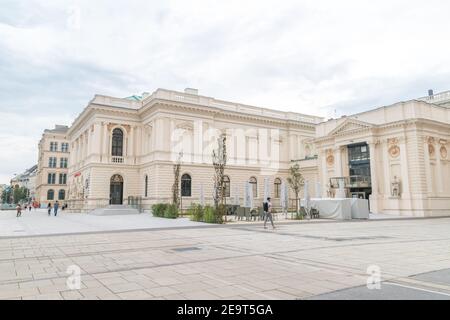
top-left (428, 144), bottom-right (435, 157)
top-left (326, 149), bottom-right (334, 167)
top-left (106, 123), bottom-right (131, 133)
top-left (387, 138), bottom-right (400, 158)
top-left (441, 146), bottom-right (448, 159)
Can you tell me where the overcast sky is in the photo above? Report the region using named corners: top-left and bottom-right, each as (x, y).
top-left (1, 0), bottom-right (450, 184)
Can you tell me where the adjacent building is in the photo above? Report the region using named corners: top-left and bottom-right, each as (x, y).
top-left (35, 125), bottom-right (70, 206)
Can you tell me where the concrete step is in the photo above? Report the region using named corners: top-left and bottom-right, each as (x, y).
top-left (89, 205), bottom-right (140, 216)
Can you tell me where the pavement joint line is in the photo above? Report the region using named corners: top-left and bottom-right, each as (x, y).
top-left (383, 281), bottom-right (450, 297)
top-left (1, 215), bottom-right (449, 240)
top-left (389, 277), bottom-right (450, 293)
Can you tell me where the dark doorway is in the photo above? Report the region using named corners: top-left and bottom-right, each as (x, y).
top-left (347, 143), bottom-right (372, 200)
top-left (110, 174), bottom-right (123, 205)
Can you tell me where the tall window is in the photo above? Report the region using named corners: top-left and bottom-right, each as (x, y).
top-left (58, 189), bottom-right (65, 200)
top-left (61, 143), bottom-right (69, 153)
top-left (47, 189), bottom-right (54, 200)
top-left (274, 178), bottom-right (282, 198)
top-left (181, 174), bottom-right (192, 197)
top-left (59, 173), bottom-right (67, 185)
top-left (223, 176), bottom-right (230, 197)
top-left (144, 175), bottom-right (148, 197)
top-left (60, 158), bottom-right (68, 168)
top-left (47, 173), bottom-right (56, 184)
top-left (50, 142), bottom-right (58, 152)
top-left (111, 128), bottom-right (124, 156)
top-left (249, 177), bottom-right (257, 198)
top-left (48, 157), bottom-right (57, 168)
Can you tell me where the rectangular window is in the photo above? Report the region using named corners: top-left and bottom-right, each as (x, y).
top-left (61, 143), bottom-right (69, 153)
top-left (59, 173), bottom-right (67, 185)
top-left (50, 142), bottom-right (58, 152)
top-left (47, 173), bottom-right (56, 184)
top-left (60, 158), bottom-right (68, 168)
top-left (48, 157), bottom-right (57, 168)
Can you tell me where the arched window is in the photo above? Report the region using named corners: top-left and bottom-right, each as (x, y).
top-left (274, 178), bottom-right (282, 198)
top-left (144, 175), bottom-right (148, 197)
top-left (223, 176), bottom-right (230, 197)
top-left (249, 177), bottom-right (257, 198)
top-left (111, 128), bottom-right (124, 156)
top-left (58, 189), bottom-right (65, 200)
top-left (47, 189), bottom-right (54, 200)
top-left (181, 174), bottom-right (191, 197)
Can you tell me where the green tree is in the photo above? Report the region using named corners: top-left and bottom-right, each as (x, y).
top-left (287, 163), bottom-right (304, 214)
top-left (212, 134), bottom-right (227, 222)
top-left (13, 186), bottom-right (28, 204)
top-left (172, 152), bottom-right (182, 208)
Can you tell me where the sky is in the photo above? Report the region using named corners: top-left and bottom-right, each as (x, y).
top-left (1, 0), bottom-right (450, 184)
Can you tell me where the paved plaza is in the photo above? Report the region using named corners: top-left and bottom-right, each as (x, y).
top-left (0, 209), bottom-right (205, 237)
top-left (0, 214), bottom-right (449, 300)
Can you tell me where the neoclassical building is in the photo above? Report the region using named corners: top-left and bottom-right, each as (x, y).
top-left (63, 88), bottom-right (450, 217)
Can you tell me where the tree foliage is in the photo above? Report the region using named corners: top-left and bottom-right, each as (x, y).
top-left (172, 152), bottom-right (182, 207)
top-left (212, 134), bottom-right (227, 222)
top-left (287, 163), bottom-right (304, 213)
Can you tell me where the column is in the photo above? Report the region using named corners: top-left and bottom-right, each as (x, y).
top-left (334, 146), bottom-right (343, 177)
top-left (319, 149), bottom-right (328, 197)
top-left (423, 138), bottom-right (432, 195)
top-left (399, 137), bottom-right (410, 196)
top-left (368, 141), bottom-right (379, 213)
top-left (193, 119), bottom-right (203, 163)
top-left (436, 148), bottom-right (444, 194)
top-left (102, 122), bottom-right (109, 161)
top-left (382, 139), bottom-right (391, 198)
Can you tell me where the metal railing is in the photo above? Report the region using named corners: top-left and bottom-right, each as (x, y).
top-left (329, 175), bottom-right (371, 189)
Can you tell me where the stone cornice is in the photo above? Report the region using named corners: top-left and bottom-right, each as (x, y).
top-left (140, 99), bottom-right (316, 130)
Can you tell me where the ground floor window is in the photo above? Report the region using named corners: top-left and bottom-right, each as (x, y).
top-left (58, 189), bottom-right (65, 200)
top-left (181, 174), bottom-right (191, 197)
top-left (47, 189), bottom-right (54, 200)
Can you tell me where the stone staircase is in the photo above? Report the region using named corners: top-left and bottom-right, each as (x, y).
top-left (89, 205), bottom-right (140, 216)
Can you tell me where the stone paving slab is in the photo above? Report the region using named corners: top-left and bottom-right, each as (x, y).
top-left (0, 217), bottom-right (449, 299)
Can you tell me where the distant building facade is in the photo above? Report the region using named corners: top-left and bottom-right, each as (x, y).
top-left (9, 165), bottom-right (38, 201)
top-left (53, 88), bottom-right (448, 217)
top-left (35, 125), bottom-right (70, 206)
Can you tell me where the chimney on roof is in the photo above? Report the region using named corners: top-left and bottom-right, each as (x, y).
top-left (428, 89), bottom-right (434, 97)
top-left (184, 88), bottom-right (198, 95)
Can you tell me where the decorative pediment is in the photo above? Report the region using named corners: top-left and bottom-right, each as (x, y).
top-left (328, 118), bottom-right (374, 136)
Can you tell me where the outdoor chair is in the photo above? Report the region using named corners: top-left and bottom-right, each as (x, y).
top-left (311, 208), bottom-right (320, 219)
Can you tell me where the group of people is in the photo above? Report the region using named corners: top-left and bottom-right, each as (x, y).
top-left (15, 201), bottom-right (67, 217)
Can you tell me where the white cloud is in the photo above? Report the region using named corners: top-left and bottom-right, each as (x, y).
top-left (1, 0), bottom-right (450, 183)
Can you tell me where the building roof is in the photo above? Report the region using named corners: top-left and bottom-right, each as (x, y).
top-left (44, 125), bottom-right (69, 134)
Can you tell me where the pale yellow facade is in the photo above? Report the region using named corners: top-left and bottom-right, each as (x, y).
top-left (35, 125), bottom-right (70, 207)
top-left (66, 89), bottom-right (321, 212)
top-left (63, 88), bottom-right (450, 217)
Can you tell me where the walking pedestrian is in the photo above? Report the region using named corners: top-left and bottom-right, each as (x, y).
top-left (54, 201), bottom-right (59, 216)
top-left (264, 197), bottom-right (275, 230)
top-left (16, 204), bottom-right (22, 217)
top-left (28, 204), bottom-right (32, 212)
top-left (47, 202), bottom-right (52, 216)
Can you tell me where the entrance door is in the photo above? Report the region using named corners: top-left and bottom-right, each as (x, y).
top-left (110, 174), bottom-right (123, 205)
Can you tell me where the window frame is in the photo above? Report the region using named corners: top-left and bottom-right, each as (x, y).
top-left (111, 128), bottom-right (124, 157)
top-left (181, 173), bottom-right (192, 197)
top-left (249, 177), bottom-right (257, 198)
